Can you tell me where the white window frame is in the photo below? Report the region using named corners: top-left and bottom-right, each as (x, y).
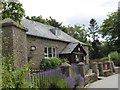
top-left (44, 47), bottom-right (56, 58)
top-left (52, 47), bottom-right (56, 57)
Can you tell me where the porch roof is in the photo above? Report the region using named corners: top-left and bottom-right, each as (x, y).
top-left (60, 42), bottom-right (79, 54)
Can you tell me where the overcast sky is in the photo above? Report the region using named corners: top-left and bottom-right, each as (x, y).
top-left (19, 0), bottom-right (119, 27)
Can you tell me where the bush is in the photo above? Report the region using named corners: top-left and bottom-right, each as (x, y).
top-left (2, 57), bottom-right (35, 89)
top-left (32, 70), bottom-right (71, 89)
top-left (109, 51), bottom-right (119, 61)
top-left (48, 78), bottom-right (71, 89)
top-left (100, 51), bottom-right (120, 66)
top-left (40, 58), bottom-right (62, 70)
top-left (100, 57), bottom-right (109, 60)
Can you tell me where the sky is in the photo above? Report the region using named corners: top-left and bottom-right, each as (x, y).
top-left (19, 0), bottom-right (119, 27)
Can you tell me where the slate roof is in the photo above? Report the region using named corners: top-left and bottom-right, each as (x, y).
top-left (60, 42), bottom-right (79, 54)
top-left (21, 19), bottom-right (87, 45)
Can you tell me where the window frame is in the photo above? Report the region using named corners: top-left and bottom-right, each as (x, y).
top-left (44, 47), bottom-right (56, 58)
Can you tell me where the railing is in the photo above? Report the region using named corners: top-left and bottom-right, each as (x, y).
top-left (29, 65), bottom-right (84, 89)
top-left (29, 68), bottom-right (64, 88)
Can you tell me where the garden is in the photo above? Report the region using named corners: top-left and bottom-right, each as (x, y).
top-left (1, 57), bottom-right (84, 89)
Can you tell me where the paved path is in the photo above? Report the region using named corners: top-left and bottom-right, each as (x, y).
top-left (88, 74), bottom-right (119, 89)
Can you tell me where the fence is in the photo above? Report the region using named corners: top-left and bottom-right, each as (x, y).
top-left (29, 68), bottom-right (65, 89)
top-left (29, 65), bottom-right (84, 89)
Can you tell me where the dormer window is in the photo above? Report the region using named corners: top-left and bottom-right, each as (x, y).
top-left (50, 28), bottom-right (61, 36)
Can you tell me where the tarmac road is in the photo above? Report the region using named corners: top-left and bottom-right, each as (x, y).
top-left (88, 74), bottom-right (119, 89)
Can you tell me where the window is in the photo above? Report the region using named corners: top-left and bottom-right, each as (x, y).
top-left (53, 48), bottom-right (56, 57)
top-left (50, 28), bottom-right (61, 36)
top-left (44, 47), bottom-right (56, 58)
top-left (44, 47), bottom-right (47, 57)
top-left (48, 47), bottom-right (52, 57)
top-left (78, 47), bottom-right (80, 51)
top-left (75, 55), bottom-right (79, 62)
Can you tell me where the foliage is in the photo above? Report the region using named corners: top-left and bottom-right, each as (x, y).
top-left (65, 25), bottom-right (88, 43)
top-left (2, 57), bottom-right (35, 89)
top-left (2, 0), bottom-right (25, 23)
top-left (40, 58), bottom-right (62, 70)
top-left (46, 16), bottom-right (62, 28)
top-left (55, 78), bottom-right (71, 89)
top-left (88, 18), bottom-right (99, 41)
top-left (88, 18), bottom-right (101, 59)
top-left (100, 10), bottom-right (120, 52)
top-left (100, 51), bottom-right (120, 61)
top-left (100, 57), bottom-right (109, 61)
top-left (31, 69), bottom-right (71, 89)
top-left (109, 51), bottom-right (120, 61)
top-left (26, 15), bottom-right (46, 24)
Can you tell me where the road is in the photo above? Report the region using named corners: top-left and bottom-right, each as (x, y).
top-left (87, 74), bottom-right (119, 89)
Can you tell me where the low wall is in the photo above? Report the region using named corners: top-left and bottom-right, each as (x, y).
top-left (114, 67), bottom-right (120, 74)
top-left (90, 60), bottom-right (120, 67)
top-left (84, 73), bottom-right (98, 86)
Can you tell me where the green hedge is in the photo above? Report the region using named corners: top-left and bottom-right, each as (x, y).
top-left (100, 51), bottom-right (120, 66)
top-left (109, 51), bottom-right (120, 61)
top-left (40, 58), bottom-right (62, 70)
top-left (100, 57), bottom-right (109, 61)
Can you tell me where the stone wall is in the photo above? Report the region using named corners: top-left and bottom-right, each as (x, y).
top-left (27, 35), bottom-right (68, 69)
top-left (2, 19), bottom-right (28, 68)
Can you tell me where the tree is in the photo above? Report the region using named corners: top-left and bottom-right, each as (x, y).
top-left (26, 15), bottom-right (46, 24)
top-left (46, 16), bottom-right (62, 28)
top-left (88, 18), bottom-right (99, 41)
top-left (2, 0), bottom-right (25, 23)
top-left (66, 25), bottom-right (88, 43)
top-left (88, 18), bottom-right (100, 59)
top-left (100, 10), bottom-right (120, 52)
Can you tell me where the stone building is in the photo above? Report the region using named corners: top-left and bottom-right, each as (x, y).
top-left (2, 18), bottom-right (89, 69)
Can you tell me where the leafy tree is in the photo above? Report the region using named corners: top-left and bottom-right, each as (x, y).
top-left (88, 18), bottom-right (100, 59)
top-left (65, 25), bottom-right (88, 43)
top-left (26, 15), bottom-right (46, 24)
top-left (2, 0), bottom-right (25, 23)
top-left (46, 16), bottom-right (62, 28)
top-left (100, 10), bottom-right (120, 52)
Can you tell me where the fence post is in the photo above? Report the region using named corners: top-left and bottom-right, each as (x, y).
top-left (92, 62), bottom-right (99, 76)
top-left (97, 62), bottom-right (104, 76)
top-left (61, 62), bottom-right (72, 77)
top-left (77, 62), bottom-right (85, 78)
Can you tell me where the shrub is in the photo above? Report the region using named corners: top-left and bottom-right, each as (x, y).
top-left (100, 57), bottom-right (109, 61)
top-left (31, 69), bottom-right (71, 89)
top-left (40, 58), bottom-right (62, 70)
top-left (2, 57), bottom-right (35, 89)
top-left (48, 78), bottom-right (71, 89)
top-left (109, 51), bottom-right (119, 61)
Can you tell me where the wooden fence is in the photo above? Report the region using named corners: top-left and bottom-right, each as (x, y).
top-left (29, 65), bottom-right (84, 89)
top-left (29, 68), bottom-right (64, 88)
